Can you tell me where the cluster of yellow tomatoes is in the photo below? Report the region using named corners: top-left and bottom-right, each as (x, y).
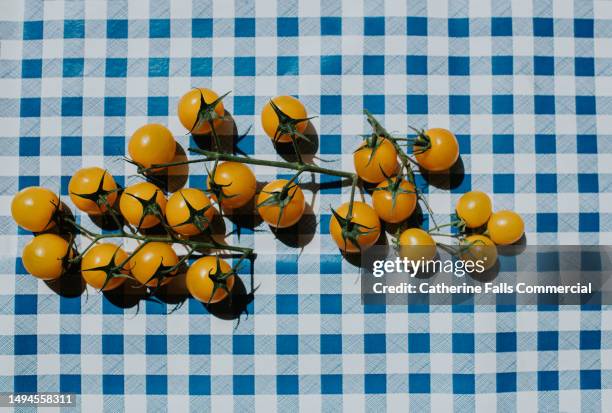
top-left (11, 87), bottom-right (526, 304)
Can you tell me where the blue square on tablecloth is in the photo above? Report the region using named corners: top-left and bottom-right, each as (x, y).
top-left (278, 17), bottom-right (298, 36)
top-left (103, 335), bottom-right (123, 354)
top-left (20, 98), bottom-right (40, 117)
top-left (150, 19), bottom-right (170, 38)
top-left (535, 95), bottom-right (555, 114)
top-left (146, 335), bottom-right (167, 354)
top-left (493, 95), bottom-right (513, 114)
top-left (23, 20), bottom-right (43, 39)
top-left (538, 331), bottom-right (559, 351)
top-left (320, 135), bottom-right (341, 154)
top-left (190, 376), bottom-right (211, 395)
top-left (234, 96), bottom-right (254, 115)
top-left (492, 17), bottom-right (512, 36)
top-left (277, 375), bottom-right (299, 394)
top-left (19, 137), bottom-right (39, 156)
top-left (15, 335), bottom-right (36, 355)
top-left (533, 18), bottom-right (553, 36)
top-left (580, 213), bottom-right (599, 232)
top-left (235, 57), bottom-right (255, 76)
top-left (60, 334), bottom-right (80, 354)
top-left (103, 375), bottom-right (124, 395)
top-left (535, 134), bottom-right (555, 153)
top-left (534, 56), bottom-right (554, 76)
top-left (63, 58), bottom-right (84, 77)
top-left (189, 335), bottom-right (211, 354)
top-left (453, 374), bottom-right (475, 394)
top-left (60, 375), bottom-right (81, 393)
top-left (149, 58), bottom-right (169, 77)
top-left (105, 97), bottom-right (126, 116)
top-left (277, 334), bottom-right (298, 354)
top-left (574, 19), bottom-right (594, 38)
top-left (321, 95), bottom-right (341, 114)
top-left (321, 55), bottom-right (342, 75)
top-left (575, 57), bottom-right (594, 76)
top-left (408, 333), bottom-right (429, 353)
top-left (365, 374), bottom-right (386, 394)
top-left (409, 374), bottom-right (430, 393)
top-left (147, 375), bottom-right (167, 395)
top-left (22, 59), bottom-right (41, 78)
top-left (407, 55), bottom-right (427, 75)
top-left (407, 95), bottom-right (428, 114)
top-left (496, 373), bottom-right (516, 392)
top-left (64, 20), bottom-right (84, 38)
top-left (321, 375), bottom-right (342, 394)
top-left (407, 17), bottom-right (427, 36)
top-left (492, 56), bottom-right (513, 75)
top-left (581, 370), bottom-right (601, 389)
top-left (536, 174), bottom-right (557, 193)
top-left (364, 95), bottom-right (385, 114)
top-left (450, 95), bottom-right (470, 114)
top-left (577, 135), bottom-right (597, 153)
top-left (448, 18), bottom-right (469, 37)
top-left (364, 55), bottom-right (384, 75)
top-left (493, 135), bottom-right (514, 153)
top-left (15, 294), bottom-right (37, 314)
top-left (233, 335), bottom-right (254, 354)
top-left (576, 96), bottom-right (596, 114)
top-left (107, 19), bottom-right (128, 38)
top-left (538, 371), bottom-right (558, 391)
top-left (106, 58), bottom-right (127, 77)
top-left (60, 296), bottom-right (81, 314)
top-left (537, 252), bottom-right (560, 271)
top-left (321, 17), bottom-right (341, 35)
top-left (277, 56), bottom-right (299, 75)
top-left (191, 57), bottom-right (212, 76)
top-left (148, 97), bottom-right (168, 116)
top-left (365, 334), bottom-right (386, 353)
top-left (320, 294), bottom-right (342, 314)
top-left (103, 136), bottom-right (124, 156)
top-left (578, 174), bottom-right (598, 193)
top-left (320, 254), bottom-right (342, 274)
top-left (15, 376), bottom-right (37, 392)
top-left (453, 333), bottom-right (475, 353)
top-left (233, 375), bottom-right (255, 395)
top-left (321, 334), bottom-right (342, 354)
top-left (364, 17), bottom-right (385, 35)
top-left (277, 294), bottom-right (298, 314)
top-left (192, 18), bottom-right (212, 37)
top-left (19, 176), bottom-right (39, 189)
top-left (581, 330), bottom-right (601, 349)
top-left (62, 97), bottom-right (82, 116)
top-left (497, 332), bottom-right (517, 352)
top-left (235, 18), bottom-right (255, 37)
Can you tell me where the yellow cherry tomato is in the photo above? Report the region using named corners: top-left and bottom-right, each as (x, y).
top-left (69, 167), bottom-right (118, 215)
top-left (186, 256), bottom-right (235, 304)
top-left (372, 178), bottom-right (417, 223)
top-left (329, 201), bottom-right (381, 253)
top-left (207, 161), bottom-right (257, 210)
top-left (460, 234), bottom-right (498, 271)
top-left (487, 210), bottom-right (524, 245)
top-left (81, 243), bottom-right (130, 291)
top-left (129, 242), bottom-right (178, 287)
top-left (177, 88), bottom-right (225, 135)
top-left (11, 187), bottom-right (59, 232)
top-left (119, 182), bottom-right (167, 229)
top-left (456, 191), bottom-right (492, 228)
top-left (398, 228), bottom-right (437, 262)
top-left (414, 128), bottom-right (459, 172)
top-left (261, 95), bottom-right (308, 143)
top-left (21, 233), bottom-right (71, 280)
top-left (257, 179), bottom-right (306, 228)
top-left (353, 137), bottom-right (399, 183)
top-left (166, 188), bottom-right (215, 236)
top-left (128, 123), bottom-right (176, 169)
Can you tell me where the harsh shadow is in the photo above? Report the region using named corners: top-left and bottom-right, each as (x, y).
top-left (468, 258), bottom-right (501, 283)
top-left (141, 143), bottom-right (189, 193)
top-left (45, 266), bottom-right (86, 298)
top-left (103, 279), bottom-right (148, 310)
top-left (191, 110), bottom-right (237, 154)
top-left (223, 197), bottom-right (264, 239)
top-left (273, 202), bottom-right (316, 248)
top-left (274, 121), bottom-right (319, 164)
top-left (497, 234), bottom-right (527, 256)
top-left (204, 272), bottom-right (255, 321)
top-left (419, 156), bottom-right (465, 190)
top-left (88, 192), bottom-right (125, 231)
top-left (149, 272), bottom-right (190, 312)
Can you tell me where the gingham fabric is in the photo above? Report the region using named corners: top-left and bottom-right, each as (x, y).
top-left (1, 0), bottom-right (610, 411)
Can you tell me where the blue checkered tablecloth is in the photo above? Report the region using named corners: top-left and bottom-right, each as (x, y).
top-left (1, 0), bottom-right (611, 411)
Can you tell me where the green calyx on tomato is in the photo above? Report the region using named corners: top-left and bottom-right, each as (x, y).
top-left (83, 247), bottom-right (131, 291)
top-left (372, 171), bottom-right (417, 211)
top-left (205, 161), bottom-right (238, 212)
top-left (205, 255), bottom-right (236, 305)
top-left (408, 126), bottom-right (432, 154)
top-left (330, 206), bottom-right (379, 254)
top-left (190, 89), bottom-right (230, 136)
top-left (256, 180), bottom-right (299, 228)
top-left (123, 190), bottom-right (164, 230)
top-left (268, 99), bottom-right (315, 145)
top-left (70, 170), bottom-right (117, 211)
top-left (171, 191), bottom-right (214, 233)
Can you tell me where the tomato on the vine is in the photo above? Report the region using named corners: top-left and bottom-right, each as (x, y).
top-left (178, 88), bottom-right (225, 135)
top-left (166, 188), bottom-right (215, 236)
top-left (460, 234), bottom-right (497, 271)
top-left (119, 182), bottom-right (167, 229)
top-left (261, 95), bottom-right (308, 143)
top-left (372, 177), bottom-right (417, 223)
top-left (186, 256), bottom-right (235, 304)
top-left (353, 137), bottom-right (399, 183)
top-left (398, 228), bottom-right (437, 261)
top-left (207, 161), bottom-right (256, 209)
top-left (21, 233), bottom-right (71, 280)
top-left (413, 128), bottom-right (459, 172)
top-left (128, 124), bottom-right (176, 169)
top-left (69, 167), bottom-right (118, 215)
top-left (487, 210), bottom-right (524, 245)
top-left (11, 187), bottom-right (59, 232)
top-left (456, 191), bottom-right (492, 228)
top-left (257, 179), bottom-right (305, 228)
top-left (329, 201), bottom-right (381, 253)
top-left (81, 243), bottom-right (130, 291)
top-left (129, 242), bottom-right (178, 287)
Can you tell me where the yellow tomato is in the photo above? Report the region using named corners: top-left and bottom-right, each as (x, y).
top-left (456, 191), bottom-right (492, 228)
top-left (119, 182), bottom-right (167, 229)
top-left (261, 95), bottom-right (308, 143)
top-left (166, 188), bottom-right (215, 236)
top-left (186, 256), bottom-right (235, 304)
top-left (81, 243), bottom-right (130, 291)
top-left (178, 88), bottom-right (225, 135)
top-left (329, 201), bottom-right (381, 253)
top-left (11, 187), bottom-right (59, 232)
top-left (21, 233), bottom-right (71, 280)
top-left (69, 167), bottom-right (118, 215)
top-left (257, 180), bottom-right (306, 228)
top-left (460, 234), bottom-right (497, 271)
top-left (414, 128), bottom-right (459, 172)
top-left (207, 161), bottom-right (257, 209)
top-left (487, 210), bottom-right (524, 245)
top-left (130, 242), bottom-right (178, 287)
top-left (128, 124), bottom-right (176, 169)
top-left (354, 137), bottom-right (399, 183)
top-left (398, 228), bottom-right (437, 261)
top-left (372, 178), bottom-right (417, 223)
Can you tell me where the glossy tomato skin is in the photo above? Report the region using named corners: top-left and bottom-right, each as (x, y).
top-left (354, 138), bottom-right (399, 183)
top-left (186, 256), bottom-right (235, 304)
top-left (398, 228), bottom-right (437, 261)
top-left (22, 233), bottom-right (71, 280)
top-left (81, 243), bottom-right (130, 291)
top-left (414, 128), bottom-right (459, 172)
top-left (257, 180), bottom-right (306, 228)
top-left (329, 201), bottom-right (381, 253)
top-left (207, 162), bottom-right (257, 210)
top-left (130, 242), bottom-right (178, 287)
top-left (460, 234), bottom-right (497, 271)
top-left (178, 88), bottom-right (225, 135)
top-left (11, 187), bottom-right (59, 232)
top-left (69, 167), bottom-right (118, 215)
top-left (487, 210), bottom-right (524, 245)
top-left (261, 95), bottom-right (308, 143)
top-left (119, 182), bottom-right (167, 229)
top-left (166, 188), bottom-right (215, 236)
top-left (456, 191), bottom-right (492, 228)
top-left (372, 178), bottom-right (417, 223)
top-left (128, 124), bottom-right (176, 169)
